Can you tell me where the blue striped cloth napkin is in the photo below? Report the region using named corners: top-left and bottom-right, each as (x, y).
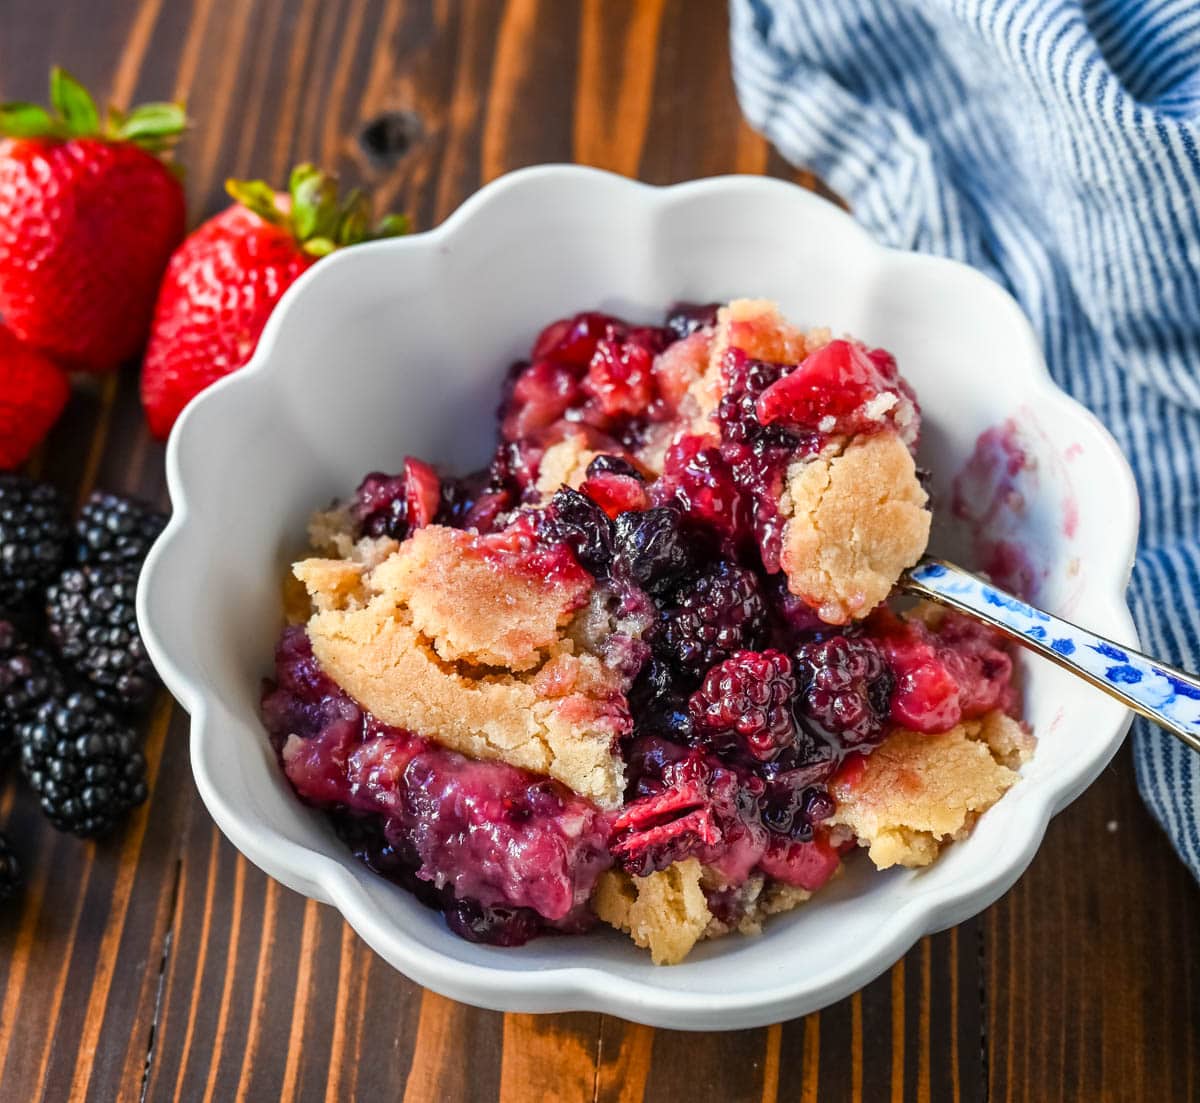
top-left (730, 0), bottom-right (1200, 877)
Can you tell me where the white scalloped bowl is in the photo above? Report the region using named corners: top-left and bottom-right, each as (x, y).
top-left (137, 166), bottom-right (1138, 1030)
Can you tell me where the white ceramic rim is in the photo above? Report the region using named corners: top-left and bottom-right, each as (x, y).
top-left (138, 165), bottom-right (1140, 1028)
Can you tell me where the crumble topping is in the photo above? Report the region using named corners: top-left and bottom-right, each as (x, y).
top-left (535, 432), bottom-right (599, 500)
top-left (593, 861), bottom-right (816, 964)
top-left (828, 710), bottom-right (1033, 869)
top-left (592, 859), bottom-right (713, 965)
top-left (308, 503), bottom-right (356, 558)
top-left (378, 524), bottom-right (587, 671)
top-left (265, 298), bottom-right (1033, 963)
top-left (296, 526), bottom-right (630, 808)
top-left (779, 431), bottom-right (931, 624)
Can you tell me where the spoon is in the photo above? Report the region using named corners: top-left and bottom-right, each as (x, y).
top-left (901, 556), bottom-right (1200, 754)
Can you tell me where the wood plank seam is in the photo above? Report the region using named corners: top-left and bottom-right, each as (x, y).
top-left (977, 919), bottom-right (989, 1102)
top-left (138, 857), bottom-right (182, 1103)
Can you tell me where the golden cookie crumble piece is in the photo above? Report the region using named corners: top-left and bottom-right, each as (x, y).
top-left (535, 430), bottom-right (599, 501)
top-left (827, 710), bottom-right (1033, 869)
top-left (593, 861), bottom-right (818, 963)
top-left (779, 431), bottom-right (931, 624)
top-left (592, 859), bottom-right (713, 965)
top-left (375, 524), bottom-right (587, 672)
top-left (297, 524), bottom-right (630, 808)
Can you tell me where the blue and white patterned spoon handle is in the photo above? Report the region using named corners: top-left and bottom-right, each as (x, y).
top-left (902, 557), bottom-right (1200, 754)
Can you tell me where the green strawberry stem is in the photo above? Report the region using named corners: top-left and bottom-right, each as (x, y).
top-left (0, 66), bottom-right (187, 156)
top-left (225, 163), bottom-right (410, 255)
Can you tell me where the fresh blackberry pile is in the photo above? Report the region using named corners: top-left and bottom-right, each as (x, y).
top-left (0, 480), bottom-right (167, 881)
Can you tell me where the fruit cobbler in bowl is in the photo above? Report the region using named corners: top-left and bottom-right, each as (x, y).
top-left (262, 298), bottom-right (1034, 965)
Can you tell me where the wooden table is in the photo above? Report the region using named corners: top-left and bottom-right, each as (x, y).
top-left (2, 2), bottom-right (1198, 1099)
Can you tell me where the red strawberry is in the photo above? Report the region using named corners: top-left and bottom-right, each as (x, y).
top-left (0, 326), bottom-right (70, 469)
top-left (0, 68), bottom-right (187, 372)
top-left (140, 165), bottom-right (409, 439)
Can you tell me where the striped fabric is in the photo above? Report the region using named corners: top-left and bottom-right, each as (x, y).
top-left (730, 0), bottom-right (1200, 876)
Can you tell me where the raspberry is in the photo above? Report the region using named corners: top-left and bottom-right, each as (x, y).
top-left (581, 338), bottom-right (656, 418)
top-left (794, 636), bottom-right (894, 749)
top-left (18, 688), bottom-right (148, 836)
top-left (0, 326), bottom-right (70, 470)
top-left (873, 610), bottom-right (1014, 733)
top-left (0, 475), bottom-right (70, 608)
top-left (756, 831), bottom-right (842, 891)
top-left (690, 649), bottom-right (796, 761)
top-left (658, 561), bottom-right (765, 677)
top-left (756, 339), bottom-right (905, 440)
top-left (531, 311), bottom-right (621, 366)
top-left (75, 491), bottom-right (167, 566)
top-left (659, 435), bottom-right (745, 539)
top-left (500, 359), bottom-right (580, 440)
top-left (612, 505), bottom-right (698, 596)
top-left (46, 564), bottom-right (158, 710)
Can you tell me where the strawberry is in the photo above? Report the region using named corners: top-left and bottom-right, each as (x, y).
top-left (0, 68), bottom-right (187, 372)
top-left (140, 165), bottom-right (409, 439)
top-left (0, 326), bottom-right (70, 469)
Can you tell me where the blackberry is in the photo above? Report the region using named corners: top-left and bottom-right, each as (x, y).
top-left (539, 487), bottom-right (613, 577)
top-left (717, 352), bottom-right (796, 451)
top-left (794, 635), bottom-right (894, 749)
top-left (0, 620), bottom-right (65, 758)
top-left (0, 832), bottom-right (19, 899)
top-left (658, 561), bottom-right (766, 678)
top-left (18, 688), bottom-right (148, 836)
top-left (46, 564), bottom-right (157, 709)
top-left (0, 475), bottom-right (70, 608)
top-left (690, 649), bottom-right (796, 761)
top-left (612, 505), bottom-right (698, 595)
top-left (75, 491), bottom-right (167, 566)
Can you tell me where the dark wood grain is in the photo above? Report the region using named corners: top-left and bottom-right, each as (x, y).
top-left (0, 1), bottom-right (1198, 1100)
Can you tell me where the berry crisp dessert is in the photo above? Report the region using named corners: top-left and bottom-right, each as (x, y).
top-left (262, 299), bottom-right (1034, 964)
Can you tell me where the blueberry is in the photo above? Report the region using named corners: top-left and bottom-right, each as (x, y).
top-left (612, 505), bottom-right (696, 595)
top-left (664, 301), bottom-right (721, 342)
top-left (586, 454), bottom-right (644, 481)
top-left (540, 487), bottom-right (614, 577)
